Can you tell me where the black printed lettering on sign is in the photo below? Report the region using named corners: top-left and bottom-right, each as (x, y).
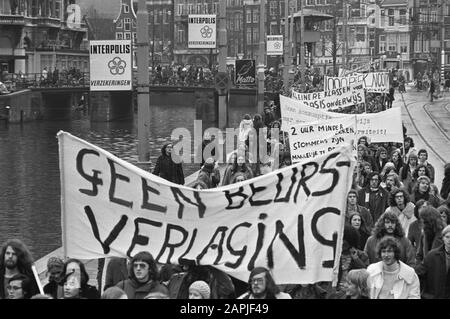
top-left (196, 226), bottom-right (228, 265)
top-left (76, 149), bottom-right (103, 196)
top-left (156, 224), bottom-right (188, 264)
top-left (225, 222), bottom-right (252, 269)
top-left (141, 178), bottom-right (167, 213)
top-left (171, 188), bottom-right (206, 219)
top-left (293, 162), bottom-right (319, 202)
top-left (311, 207), bottom-right (340, 268)
top-left (83, 206), bottom-right (128, 254)
top-left (107, 159), bottom-right (133, 208)
top-left (224, 187), bottom-right (249, 210)
top-left (127, 217), bottom-right (163, 258)
top-left (247, 214), bottom-right (266, 270)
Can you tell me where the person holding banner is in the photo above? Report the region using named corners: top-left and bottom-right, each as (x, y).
top-left (0, 239), bottom-right (39, 299)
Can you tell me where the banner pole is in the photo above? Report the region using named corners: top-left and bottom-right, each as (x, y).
top-left (31, 264), bottom-right (44, 295)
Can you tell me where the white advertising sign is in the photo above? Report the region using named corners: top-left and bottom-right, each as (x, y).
top-left (188, 15), bottom-right (217, 49)
top-left (89, 40), bottom-right (132, 91)
top-left (267, 35), bottom-right (284, 56)
top-left (58, 131), bottom-right (356, 285)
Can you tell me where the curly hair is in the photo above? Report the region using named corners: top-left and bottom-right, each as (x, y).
top-left (419, 206), bottom-right (445, 238)
top-left (372, 211), bottom-right (405, 238)
top-left (247, 267), bottom-right (280, 298)
top-left (0, 239), bottom-right (34, 276)
top-left (376, 236), bottom-right (402, 261)
top-left (389, 188), bottom-right (410, 207)
top-left (412, 164), bottom-right (431, 180)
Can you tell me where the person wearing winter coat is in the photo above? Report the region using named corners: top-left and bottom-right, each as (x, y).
top-left (116, 251), bottom-right (168, 299)
top-left (153, 143), bottom-right (185, 185)
top-left (197, 158), bottom-right (221, 188)
top-left (410, 176), bottom-right (441, 208)
top-left (222, 154), bottom-right (254, 186)
top-left (415, 206), bottom-right (445, 264)
top-left (367, 237), bottom-right (420, 299)
top-left (385, 189), bottom-right (416, 238)
top-left (399, 152), bottom-right (418, 186)
top-left (440, 163), bottom-right (450, 201)
top-left (414, 225), bottom-right (450, 298)
top-left (357, 172), bottom-right (389, 223)
top-left (238, 114), bottom-right (253, 145)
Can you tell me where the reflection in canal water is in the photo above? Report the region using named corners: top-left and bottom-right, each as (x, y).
top-left (0, 104), bottom-right (223, 260)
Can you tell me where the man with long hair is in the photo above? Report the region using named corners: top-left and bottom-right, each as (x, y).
top-left (357, 172), bottom-right (389, 223)
top-left (385, 189), bottom-right (416, 238)
top-left (416, 206), bottom-right (446, 264)
top-left (364, 212), bottom-right (415, 266)
top-left (0, 239), bottom-right (39, 299)
top-left (367, 237), bottom-right (420, 299)
top-left (238, 267), bottom-right (291, 299)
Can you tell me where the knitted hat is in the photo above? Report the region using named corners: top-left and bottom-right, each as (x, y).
top-left (417, 175), bottom-right (431, 185)
top-left (189, 280), bottom-right (210, 299)
top-left (47, 257), bottom-right (64, 272)
top-left (442, 225), bottom-right (450, 237)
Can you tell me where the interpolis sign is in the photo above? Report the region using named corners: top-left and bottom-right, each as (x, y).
top-left (188, 15), bottom-right (217, 49)
top-left (89, 40), bottom-right (132, 91)
top-left (58, 131), bottom-right (355, 285)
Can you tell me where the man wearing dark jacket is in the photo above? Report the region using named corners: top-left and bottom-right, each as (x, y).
top-left (116, 251), bottom-right (168, 299)
top-left (415, 225), bottom-right (450, 298)
top-left (153, 143), bottom-right (185, 185)
top-left (357, 172), bottom-right (389, 223)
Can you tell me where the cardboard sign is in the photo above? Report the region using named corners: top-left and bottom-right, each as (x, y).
top-left (58, 131), bottom-right (355, 285)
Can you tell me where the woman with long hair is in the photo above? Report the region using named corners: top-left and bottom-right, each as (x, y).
top-left (411, 176), bottom-right (441, 207)
top-left (342, 269), bottom-right (370, 299)
top-left (348, 212), bottom-right (371, 250)
top-left (390, 149), bottom-right (404, 174)
top-left (399, 152), bottom-right (418, 185)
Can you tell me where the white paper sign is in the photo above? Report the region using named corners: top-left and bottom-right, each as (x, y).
top-left (58, 131), bottom-right (356, 285)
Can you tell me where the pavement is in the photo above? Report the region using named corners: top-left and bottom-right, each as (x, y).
top-left (394, 85), bottom-right (450, 190)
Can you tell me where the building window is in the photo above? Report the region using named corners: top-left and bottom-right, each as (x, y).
top-left (399, 9), bottom-right (407, 25)
top-left (124, 18), bottom-right (131, 31)
top-left (246, 11), bottom-right (251, 23)
top-left (247, 29), bottom-right (252, 44)
top-left (253, 10), bottom-right (258, 23)
top-left (306, 0), bottom-right (314, 5)
top-left (125, 32), bottom-right (131, 40)
top-left (177, 4), bottom-right (184, 16)
top-left (117, 19), bottom-right (123, 29)
top-left (270, 1), bottom-right (277, 16)
top-left (176, 28), bottom-right (185, 44)
top-left (356, 27), bottom-right (365, 42)
top-left (116, 33), bottom-right (124, 40)
top-left (133, 32), bottom-right (137, 42)
top-left (316, 0), bottom-right (325, 5)
top-left (253, 30), bottom-right (259, 43)
top-left (124, 4), bottom-right (129, 13)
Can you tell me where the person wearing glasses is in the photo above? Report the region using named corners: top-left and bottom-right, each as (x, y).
top-left (238, 267), bottom-right (291, 299)
top-left (116, 251), bottom-right (168, 299)
top-left (357, 172), bottom-right (389, 223)
top-left (6, 274), bottom-right (32, 299)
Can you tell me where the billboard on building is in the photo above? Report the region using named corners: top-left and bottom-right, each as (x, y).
top-left (235, 59), bottom-right (256, 86)
top-left (89, 40), bottom-right (132, 91)
top-left (267, 35), bottom-right (283, 56)
top-left (188, 15), bottom-right (217, 49)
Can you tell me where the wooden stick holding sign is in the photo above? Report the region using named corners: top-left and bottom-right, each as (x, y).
top-left (31, 264), bottom-right (44, 295)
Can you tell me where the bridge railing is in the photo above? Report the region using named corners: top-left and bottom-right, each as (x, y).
top-left (2, 71), bottom-right (284, 92)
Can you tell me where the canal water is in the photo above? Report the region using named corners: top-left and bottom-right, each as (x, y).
top-left (0, 102), bottom-right (254, 260)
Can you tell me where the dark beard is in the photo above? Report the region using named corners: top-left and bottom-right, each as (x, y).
top-left (5, 260), bottom-right (17, 269)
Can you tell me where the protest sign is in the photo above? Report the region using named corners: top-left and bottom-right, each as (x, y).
top-left (58, 131), bottom-right (355, 284)
top-left (325, 72), bottom-right (390, 93)
top-left (280, 95), bottom-right (403, 144)
top-left (291, 83), bottom-right (365, 110)
top-left (356, 107), bottom-right (403, 143)
top-left (288, 117), bottom-right (357, 163)
top-left (280, 95), bottom-right (351, 131)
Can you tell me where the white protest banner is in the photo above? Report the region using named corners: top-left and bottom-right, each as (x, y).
top-left (188, 15), bottom-right (216, 49)
top-left (291, 83), bottom-right (365, 110)
top-left (325, 72), bottom-right (390, 93)
top-left (280, 94), bottom-right (352, 131)
top-left (267, 35), bottom-right (283, 56)
top-left (288, 117), bottom-right (357, 163)
top-left (89, 40), bottom-right (132, 91)
top-left (58, 131), bottom-right (355, 285)
top-left (356, 107), bottom-right (403, 143)
top-left (280, 95), bottom-right (403, 144)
